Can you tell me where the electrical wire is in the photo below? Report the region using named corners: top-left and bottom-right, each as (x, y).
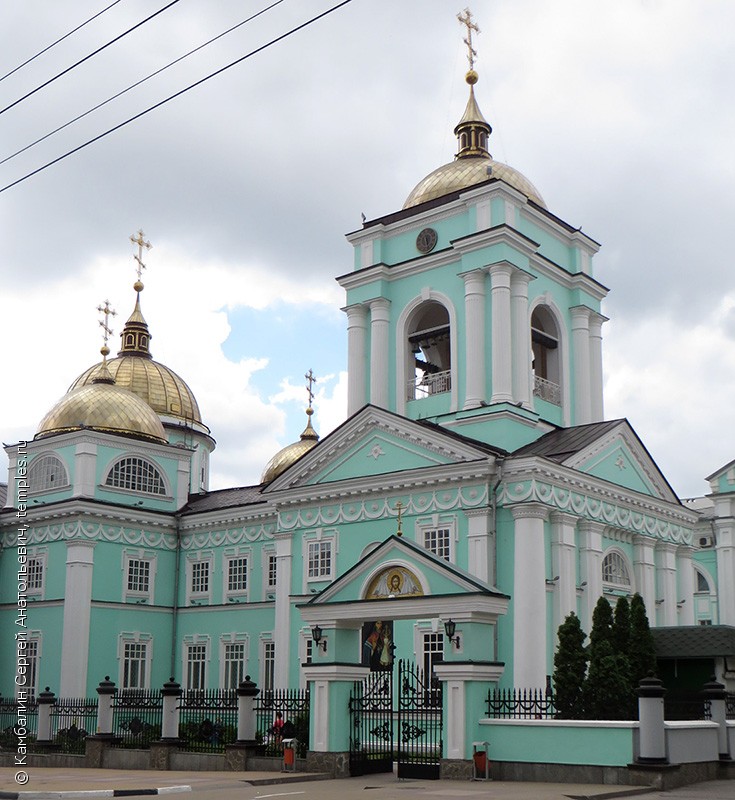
top-left (0, 0), bottom-right (183, 116)
top-left (0, 0), bottom-right (125, 84)
top-left (0, 0), bottom-right (286, 167)
top-left (0, 0), bottom-right (355, 195)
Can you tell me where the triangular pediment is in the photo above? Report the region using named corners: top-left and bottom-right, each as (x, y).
top-left (265, 405), bottom-right (500, 492)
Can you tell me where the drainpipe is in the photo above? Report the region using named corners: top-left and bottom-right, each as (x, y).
top-left (170, 513), bottom-right (182, 680)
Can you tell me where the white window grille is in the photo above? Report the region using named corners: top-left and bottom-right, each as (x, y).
top-left (602, 551), bottom-right (632, 589)
top-left (186, 644), bottom-right (207, 690)
top-left (267, 554), bottom-right (277, 588)
top-left (262, 641), bottom-right (275, 692)
top-left (308, 541), bottom-right (332, 579)
top-left (28, 455), bottom-right (68, 492)
top-left (227, 557), bottom-right (248, 593)
top-left (127, 559), bottom-right (151, 594)
top-left (223, 642), bottom-right (246, 689)
top-left (191, 561), bottom-right (210, 595)
top-left (27, 558), bottom-right (44, 592)
top-left (21, 640), bottom-right (40, 699)
top-left (105, 457), bottom-right (166, 495)
top-left (424, 527), bottom-right (451, 561)
top-left (123, 642), bottom-right (148, 689)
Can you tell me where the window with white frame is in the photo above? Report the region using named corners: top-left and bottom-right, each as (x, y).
top-left (299, 633), bottom-right (313, 689)
top-left (696, 570), bottom-right (710, 593)
top-left (261, 640), bottom-right (275, 692)
top-left (18, 638), bottom-right (40, 699)
top-left (186, 642), bottom-right (208, 690)
top-left (26, 550), bottom-right (46, 596)
top-left (105, 457), bottom-right (166, 495)
top-left (28, 454), bottom-right (69, 493)
top-left (602, 550), bottom-right (632, 591)
top-left (123, 642), bottom-right (148, 689)
top-left (223, 552), bottom-right (249, 602)
top-left (306, 536), bottom-right (336, 582)
top-left (187, 555), bottom-right (213, 604)
top-left (417, 516), bottom-right (455, 562)
top-left (222, 640), bottom-right (247, 689)
top-left (267, 553), bottom-right (277, 589)
top-left (422, 633), bottom-right (444, 707)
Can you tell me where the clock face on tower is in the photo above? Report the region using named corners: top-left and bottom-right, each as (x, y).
top-left (416, 227), bottom-right (438, 254)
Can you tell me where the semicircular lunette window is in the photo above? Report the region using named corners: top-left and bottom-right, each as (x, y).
top-left (28, 454), bottom-right (69, 492)
top-left (105, 457), bottom-right (166, 495)
top-left (602, 551), bottom-right (632, 590)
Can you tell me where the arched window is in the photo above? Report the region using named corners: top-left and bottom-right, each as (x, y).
top-left (695, 570), bottom-right (710, 594)
top-left (602, 551), bottom-right (632, 591)
top-left (531, 305), bottom-right (561, 405)
top-left (28, 454), bottom-right (69, 492)
top-left (105, 457), bottom-right (166, 495)
top-left (407, 301), bottom-right (451, 400)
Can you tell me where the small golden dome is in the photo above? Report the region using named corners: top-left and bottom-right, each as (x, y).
top-left (403, 156), bottom-right (546, 209)
top-left (36, 381), bottom-right (167, 443)
top-left (261, 410), bottom-right (319, 484)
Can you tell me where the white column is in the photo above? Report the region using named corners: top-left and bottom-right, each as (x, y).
top-left (273, 536), bottom-right (293, 689)
top-left (511, 271), bottom-right (532, 408)
top-left (462, 270), bottom-right (486, 409)
top-left (465, 508), bottom-right (494, 585)
top-left (714, 519), bottom-right (735, 625)
top-left (60, 540), bottom-right (95, 696)
top-left (656, 543), bottom-right (678, 626)
top-left (490, 264), bottom-right (513, 404)
top-left (512, 503), bottom-right (549, 688)
top-left (676, 546), bottom-right (695, 625)
top-left (578, 521), bottom-right (604, 633)
top-left (369, 298), bottom-right (390, 409)
top-left (633, 535), bottom-right (657, 622)
top-left (588, 312), bottom-right (606, 422)
top-left (570, 307), bottom-right (591, 425)
top-left (550, 512), bottom-right (578, 634)
top-left (74, 442), bottom-right (97, 498)
top-left (344, 304), bottom-right (368, 416)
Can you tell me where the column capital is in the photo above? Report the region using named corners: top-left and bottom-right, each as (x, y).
top-left (369, 297), bottom-right (391, 315)
top-left (510, 502), bottom-right (549, 521)
top-left (343, 304), bottom-right (368, 324)
top-left (570, 305), bottom-right (592, 327)
top-left (488, 261), bottom-right (514, 284)
top-left (550, 511), bottom-right (579, 526)
top-left (461, 268), bottom-right (487, 292)
top-left (577, 519), bottom-right (605, 536)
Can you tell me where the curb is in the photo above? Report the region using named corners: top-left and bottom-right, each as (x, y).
top-left (0, 787), bottom-right (191, 799)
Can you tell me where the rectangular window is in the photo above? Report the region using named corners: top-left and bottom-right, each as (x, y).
top-left (24, 640), bottom-right (39, 698)
top-left (123, 642), bottom-right (148, 689)
top-left (308, 541), bottom-right (332, 578)
top-left (187, 644), bottom-right (207, 690)
top-left (227, 557), bottom-right (248, 592)
top-left (423, 527), bottom-right (451, 561)
top-left (127, 559), bottom-right (151, 593)
top-left (27, 559), bottom-right (44, 592)
top-left (267, 554), bottom-right (277, 588)
top-left (223, 642), bottom-right (245, 689)
top-left (262, 641), bottom-right (275, 692)
top-left (191, 561), bottom-right (210, 594)
top-left (422, 633), bottom-right (443, 708)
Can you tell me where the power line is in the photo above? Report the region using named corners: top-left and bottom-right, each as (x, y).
top-left (0, 0), bottom-right (355, 196)
top-left (0, 0), bottom-right (183, 116)
top-left (0, 0), bottom-right (286, 167)
top-left (0, 0), bottom-right (125, 84)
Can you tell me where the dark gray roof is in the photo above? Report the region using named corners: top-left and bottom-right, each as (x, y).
top-left (512, 419), bottom-right (624, 462)
top-left (181, 485), bottom-right (264, 515)
top-left (652, 625), bottom-right (735, 658)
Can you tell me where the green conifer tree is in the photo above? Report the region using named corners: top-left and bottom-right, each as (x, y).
top-left (583, 596), bottom-right (630, 719)
top-left (552, 612), bottom-right (587, 719)
top-left (629, 593), bottom-right (657, 687)
top-left (612, 596), bottom-right (634, 715)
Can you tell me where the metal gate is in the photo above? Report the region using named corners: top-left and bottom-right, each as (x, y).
top-left (396, 659), bottom-right (442, 779)
top-left (349, 670), bottom-right (393, 776)
top-left (348, 660), bottom-right (443, 779)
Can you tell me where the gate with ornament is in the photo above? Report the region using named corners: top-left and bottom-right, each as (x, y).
top-left (348, 660), bottom-right (443, 779)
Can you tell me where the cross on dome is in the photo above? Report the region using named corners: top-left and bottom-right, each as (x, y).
top-left (129, 228), bottom-right (152, 289)
top-left (457, 8), bottom-right (480, 72)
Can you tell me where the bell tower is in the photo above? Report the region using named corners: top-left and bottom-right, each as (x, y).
top-left (340, 11), bottom-right (606, 451)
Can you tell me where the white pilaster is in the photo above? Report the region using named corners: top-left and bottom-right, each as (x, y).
top-left (462, 270), bottom-right (486, 409)
top-left (588, 312), bottom-right (606, 422)
top-left (345, 304), bottom-right (368, 416)
top-left (715, 519), bottom-right (735, 625)
top-left (676, 546), bottom-right (695, 625)
top-left (490, 264), bottom-right (513, 404)
top-left (633, 535), bottom-right (657, 621)
top-left (550, 512), bottom-right (578, 634)
top-left (511, 271), bottom-right (532, 408)
top-left (60, 540), bottom-right (95, 696)
top-left (369, 298), bottom-right (391, 409)
top-left (578, 521), bottom-right (604, 633)
top-left (656, 543), bottom-right (678, 626)
top-left (273, 536), bottom-right (293, 689)
top-left (511, 503), bottom-right (549, 688)
top-left (74, 442), bottom-right (97, 498)
top-left (465, 508), bottom-right (494, 585)
top-left (571, 307), bottom-right (591, 425)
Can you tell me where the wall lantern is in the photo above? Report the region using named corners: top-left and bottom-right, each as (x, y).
top-left (444, 618), bottom-right (461, 649)
top-left (311, 625), bottom-right (327, 652)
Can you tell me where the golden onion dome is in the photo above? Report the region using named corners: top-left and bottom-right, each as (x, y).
top-left (261, 408), bottom-right (319, 484)
top-left (403, 66), bottom-right (545, 210)
top-left (36, 370), bottom-right (167, 444)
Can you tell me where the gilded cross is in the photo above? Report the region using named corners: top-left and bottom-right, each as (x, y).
top-left (395, 501), bottom-right (403, 537)
top-left (305, 369), bottom-right (317, 407)
top-left (457, 8), bottom-right (480, 70)
top-left (129, 228), bottom-right (152, 281)
top-left (97, 299), bottom-right (116, 349)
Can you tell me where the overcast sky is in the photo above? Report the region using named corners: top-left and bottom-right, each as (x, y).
top-left (1, 0), bottom-right (733, 498)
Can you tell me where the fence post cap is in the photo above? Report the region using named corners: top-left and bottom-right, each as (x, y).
top-left (237, 675), bottom-right (260, 697)
top-left (37, 687), bottom-right (56, 704)
top-left (636, 673), bottom-right (666, 697)
top-left (702, 675), bottom-right (726, 699)
top-left (161, 677), bottom-right (183, 696)
top-left (96, 676), bottom-right (117, 695)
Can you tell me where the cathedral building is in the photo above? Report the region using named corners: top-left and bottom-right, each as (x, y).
top-left (0, 12), bottom-right (728, 766)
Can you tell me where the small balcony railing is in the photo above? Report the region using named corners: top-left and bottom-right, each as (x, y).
top-left (533, 375), bottom-right (561, 406)
top-left (407, 370), bottom-right (451, 401)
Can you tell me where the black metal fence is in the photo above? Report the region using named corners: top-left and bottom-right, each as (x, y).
top-left (487, 688), bottom-right (556, 719)
top-left (664, 692), bottom-right (712, 721)
top-left (178, 689), bottom-right (238, 753)
top-left (111, 689), bottom-right (163, 749)
top-left (255, 687), bottom-right (310, 758)
top-left (49, 697), bottom-right (98, 754)
top-left (0, 696), bottom-right (38, 750)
